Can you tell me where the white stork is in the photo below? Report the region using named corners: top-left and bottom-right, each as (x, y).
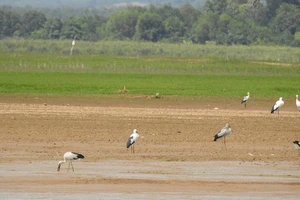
top-left (293, 141), bottom-right (300, 156)
top-left (57, 152), bottom-right (84, 172)
top-left (241, 92), bottom-right (250, 108)
top-left (296, 95), bottom-right (300, 111)
top-left (271, 97), bottom-right (284, 117)
top-left (126, 129), bottom-right (139, 153)
top-left (214, 123), bottom-right (232, 149)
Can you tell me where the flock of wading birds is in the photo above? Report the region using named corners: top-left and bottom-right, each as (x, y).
top-left (57, 93), bottom-right (300, 172)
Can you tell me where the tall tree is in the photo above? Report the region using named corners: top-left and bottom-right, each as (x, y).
top-left (179, 4), bottom-right (201, 36)
top-left (81, 15), bottom-right (107, 41)
top-left (42, 18), bottom-right (63, 39)
top-left (135, 12), bottom-right (165, 42)
top-left (215, 13), bottom-right (231, 44)
top-left (271, 3), bottom-right (300, 44)
top-left (204, 0), bottom-right (228, 14)
top-left (272, 3), bottom-right (300, 34)
top-left (163, 16), bottom-right (185, 42)
top-left (149, 4), bottom-right (181, 21)
top-left (0, 8), bottom-right (21, 38)
top-left (191, 12), bottom-right (218, 44)
top-left (21, 10), bottom-right (46, 37)
top-left (266, 0), bottom-right (300, 18)
top-left (60, 18), bottom-right (83, 40)
top-left (106, 8), bottom-right (142, 40)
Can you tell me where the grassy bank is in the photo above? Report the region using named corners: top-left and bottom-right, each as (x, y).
top-left (0, 71), bottom-right (299, 97)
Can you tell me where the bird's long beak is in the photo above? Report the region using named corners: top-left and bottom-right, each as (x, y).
top-left (57, 163), bottom-right (61, 172)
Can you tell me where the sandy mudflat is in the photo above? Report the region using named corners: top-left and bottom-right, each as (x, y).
top-left (0, 95), bottom-right (299, 199)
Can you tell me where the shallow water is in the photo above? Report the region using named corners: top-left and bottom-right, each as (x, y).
top-left (1, 160), bottom-right (299, 200)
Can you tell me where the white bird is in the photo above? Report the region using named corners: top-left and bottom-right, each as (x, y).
top-left (271, 97), bottom-right (284, 116)
top-left (214, 123), bottom-right (232, 149)
top-left (241, 92), bottom-right (250, 108)
top-left (57, 152), bottom-right (84, 172)
top-left (296, 95), bottom-right (300, 111)
top-left (70, 35), bottom-right (77, 55)
top-left (293, 140), bottom-right (300, 156)
top-left (126, 129), bottom-right (139, 153)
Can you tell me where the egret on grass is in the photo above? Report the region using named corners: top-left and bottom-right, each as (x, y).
top-left (126, 129), bottom-right (139, 153)
top-left (70, 35), bottom-right (77, 55)
top-left (271, 97), bottom-right (284, 117)
top-left (214, 123), bottom-right (232, 149)
top-left (57, 152), bottom-right (84, 172)
top-left (241, 92), bottom-right (250, 108)
top-left (293, 141), bottom-right (300, 156)
top-left (296, 95), bottom-right (300, 111)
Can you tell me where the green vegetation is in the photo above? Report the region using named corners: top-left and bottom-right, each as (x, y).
top-left (1, 1), bottom-right (300, 46)
top-left (0, 0), bottom-right (205, 8)
top-left (1, 39), bottom-right (300, 63)
top-left (0, 71), bottom-right (299, 97)
top-left (0, 41), bottom-right (299, 97)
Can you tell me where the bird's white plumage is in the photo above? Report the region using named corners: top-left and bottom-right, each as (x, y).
top-left (64, 152), bottom-right (80, 160)
top-left (296, 95), bottom-right (300, 111)
top-left (127, 129), bottom-right (139, 147)
top-left (70, 35), bottom-right (77, 55)
top-left (271, 97), bottom-right (284, 113)
top-left (241, 92), bottom-right (250, 104)
top-left (57, 151), bottom-right (84, 172)
top-left (214, 123), bottom-right (232, 149)
top-left (215, 123), bottom-right (231, 139)
top-left (126, 129), bottom-right (139, 153)
top-left (293, 140), bottom-right (300, 156)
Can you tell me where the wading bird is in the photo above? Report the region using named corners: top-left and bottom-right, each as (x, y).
top-left (57, 152), bottom-right (84, 172)
top-left (214, 123), bottom-right (232, 149)
top-left (293, 141), bottom-right (300, 156)
top-left (70, 35), bottom-right (77, 55)
top-left (126, 129), bottom-right (139, 153)
top-left (271, 97), bottom-right (284, 117)
top-left (241, 92), bottom-right (250, 108)
top-left (296, 95), bottom-right (300, 111)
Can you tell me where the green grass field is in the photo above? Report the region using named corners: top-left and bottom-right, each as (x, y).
top-left (0, 40), bottom-right (300, 98)
top-left (0, 70), bottom-right (299, 98)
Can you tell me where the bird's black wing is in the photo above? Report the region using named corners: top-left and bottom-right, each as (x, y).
top-left (126, 136), bottom-right (134, 148)
top-left (72, 152), bottom-right (85, 159)
top-left (293, 141), bottom-right (300, 147)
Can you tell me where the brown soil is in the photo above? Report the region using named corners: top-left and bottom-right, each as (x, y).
top-left (0, 95), bottom-right (299, 199)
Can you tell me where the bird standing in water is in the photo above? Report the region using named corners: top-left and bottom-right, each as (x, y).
top-left (57, 151), bottom-right (84, 172)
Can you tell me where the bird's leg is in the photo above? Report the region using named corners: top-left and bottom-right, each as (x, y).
top-left (133, 144), bottom-right (135, 153)
top-left (244, 103), bottom-right (246, 109)
top-left (130, 145), bottom-right (133, 153)
top-left (71, 161), bottom-right (74, 172)
top-left (224, 137), bottom-right (227, 150)
top-left (67, 161), bottom-right (71, 172)
top-left (70, 46), bottom-right (74, 55)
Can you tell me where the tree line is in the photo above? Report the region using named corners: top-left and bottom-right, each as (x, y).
top-left (1, 0), bottom-right (300, 46)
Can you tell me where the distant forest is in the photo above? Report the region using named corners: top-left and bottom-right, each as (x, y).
top-left (0, 0), bottom-right (207, 8)
top-left (1, 0), bottom-right (300, 46)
